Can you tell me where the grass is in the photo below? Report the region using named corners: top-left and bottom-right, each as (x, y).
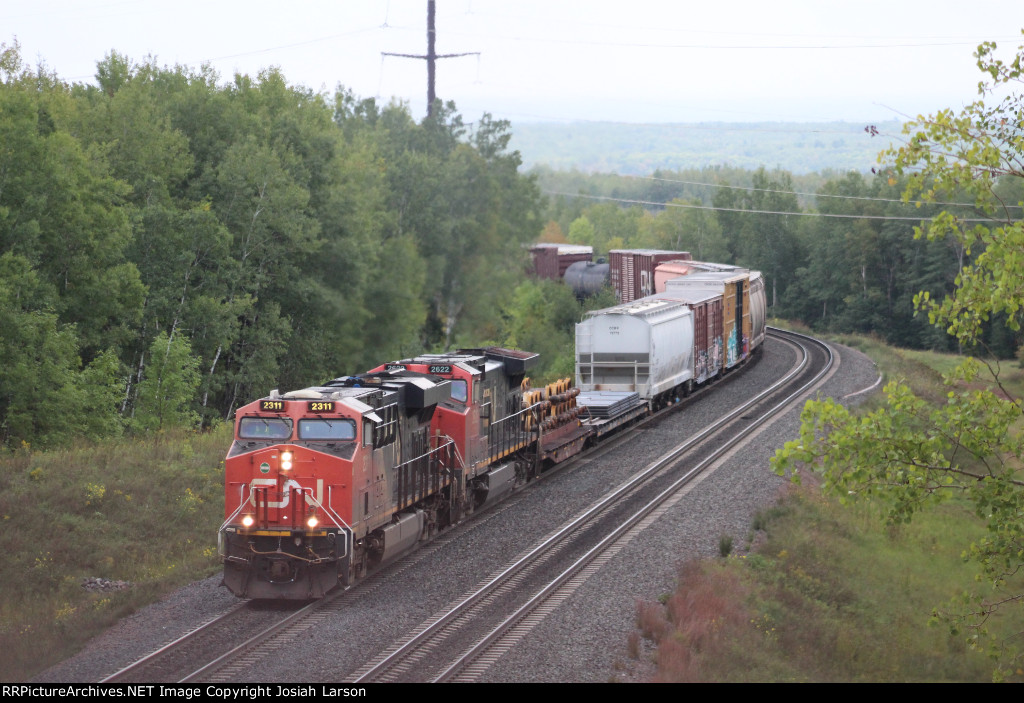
top-left (8, 329), bottom-right (1024, 682)
top-left (0, 424), bottom-right (232, 682)
top-left (635, 489), bottom-right (1024, 682)
top-left (635, 330), bottom-right (1024, 682)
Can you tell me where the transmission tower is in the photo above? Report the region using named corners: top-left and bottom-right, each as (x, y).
top-left (382, 0), bottom-right (479, 117)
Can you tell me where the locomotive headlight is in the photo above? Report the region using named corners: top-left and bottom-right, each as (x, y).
top-left (306, 514), bottom-right (319, 529)
top-left (241, 514), bottom-right (255, 528)
top-left (280, 450), bottom-right (293, 471)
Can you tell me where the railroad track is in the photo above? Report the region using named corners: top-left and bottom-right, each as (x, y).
top-left (350, 328), bottom-right (832, 683)
top-left (100, 328), bottom-right (831, 683)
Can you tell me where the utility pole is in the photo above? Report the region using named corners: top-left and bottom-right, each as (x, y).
top-left (382, 0), bottom-right (479, 117)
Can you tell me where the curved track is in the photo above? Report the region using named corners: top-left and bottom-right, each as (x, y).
top-left (101, 328), bottom-right (832, 683)
top-left (353, 328), bottom-right (831, 683)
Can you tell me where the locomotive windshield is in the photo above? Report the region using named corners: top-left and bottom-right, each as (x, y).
top-left (238, 416), bottom-right (293, 439)
top-left (299, 418), bottom-right (357, 441)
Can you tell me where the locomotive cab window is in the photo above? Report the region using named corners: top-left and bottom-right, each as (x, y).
top-left (238, 416), bottom-right (293, 440)
top-left (298, 418), bottom-right (356, 441)
top-left (450, 379), bottom-right (468, 404)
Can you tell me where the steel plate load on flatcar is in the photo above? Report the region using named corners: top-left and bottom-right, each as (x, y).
top-left (220, 259), bottom-right (768, 600)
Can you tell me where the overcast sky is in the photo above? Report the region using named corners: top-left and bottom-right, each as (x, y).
top-left (4, 1), bottom-right (1023, 124)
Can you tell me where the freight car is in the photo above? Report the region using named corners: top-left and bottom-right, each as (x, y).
top-left (564, 260), bottom-right (611, 298)
top-left (529, 243), bottom-right (594, 280)
top-left (575, 268), bottom-right (766, 410)
top-left (219, 267), bottom-right (767, 599)
top-left (655, 261), bottom-right (767, 352)
top-left (608, 249), bottom-right (692, 303)
top-left (575, 296), bottom-right (696, 409)
top-left (665, 271), bottom-right (753, 367)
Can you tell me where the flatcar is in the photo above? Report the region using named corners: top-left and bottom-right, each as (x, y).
top-left (220, 268), bottom-right (767, 599)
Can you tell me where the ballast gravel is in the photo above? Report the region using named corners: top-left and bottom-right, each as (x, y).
top-left (34, 338), bottom-right (880, 684)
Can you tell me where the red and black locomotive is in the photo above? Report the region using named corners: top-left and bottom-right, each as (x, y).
top-left (220, 348), bottom-right (586, 599)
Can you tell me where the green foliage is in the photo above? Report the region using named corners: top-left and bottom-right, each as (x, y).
top-left (130, 332), bottom-right (200, 433)
top-left (774, 33), bottom-right (1024, 673)
top-left (0, 426), bottom-right (229, 680)
top-left (0, 43), bottom-right (545, 447)
top-left (645, 489), bottom-right (1022, 682)
top-left (636, 199), bottom-right (731, 261)
top-left (499, 279), bottom-right (581, 381)
top-left (0, 254), bottom-right (124, 448)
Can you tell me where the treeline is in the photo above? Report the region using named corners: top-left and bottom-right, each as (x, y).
top-left (540, 166), bottom-right (1024, 357)
top-left (509, 121), bottom-right (902, 175)
top-left (0, 44), bottom-right (545, 449)
top-left (6, 43), bottom-right (1019, 452)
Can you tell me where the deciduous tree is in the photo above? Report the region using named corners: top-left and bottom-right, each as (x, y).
top-left (773, 35), bottom-right (1024, 676)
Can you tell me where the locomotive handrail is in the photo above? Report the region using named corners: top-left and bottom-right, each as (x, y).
top-left (217, 484), bottom-right (253, 550)
top-left (395, 437), bottom-right (458, 474)
top-left (393, 438), bottom-right (460, 510)
top-left (301, 487), bottom-right (350, 538)
top-left (486, 405), bottom-right (534, 462)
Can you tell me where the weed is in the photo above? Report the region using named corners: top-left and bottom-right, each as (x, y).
top-left (84, 483), bottom-right (105, 506)
top-left (627, 631), bottom-right (641, 659)
top-left (0, 424), bottom-right (231, 681)
top-left (752, 505), bottom-right (788, 532)
top-left (718, 535), bottom-right (733, 557)
top-left (636, 600), bottom-right (669, 641)
top-left (641, 485), bottom-right (1024, 682)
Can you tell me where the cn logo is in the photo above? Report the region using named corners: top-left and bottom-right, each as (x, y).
top-left (249, 478), bottom-right (324, 508)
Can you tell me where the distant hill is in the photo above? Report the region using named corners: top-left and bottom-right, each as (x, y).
top-left (507, 120), bottom-right (904, 176)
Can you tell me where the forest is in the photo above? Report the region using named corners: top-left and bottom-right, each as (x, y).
top-left (2, 41), bottom-right (1020, 451)
top-left (539, 163), bottom-right (1022, 353)
top-left (509, 120), bottom-right (903, 175)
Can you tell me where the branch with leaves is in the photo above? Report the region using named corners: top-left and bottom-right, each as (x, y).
top-left (774, 32), bottom-right (1024, 677)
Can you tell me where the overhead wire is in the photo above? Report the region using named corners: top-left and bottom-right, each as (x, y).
top-left (626, 174), bottom-right (1024, 210)
top-left (545, 190), bottom-right (1013, 224)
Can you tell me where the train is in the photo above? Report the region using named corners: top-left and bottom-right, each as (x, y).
top-left (219, 263), bottom-right (767, 599)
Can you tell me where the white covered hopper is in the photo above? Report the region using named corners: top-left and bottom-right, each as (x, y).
top-left (575, 297), bottom-right (694, 404)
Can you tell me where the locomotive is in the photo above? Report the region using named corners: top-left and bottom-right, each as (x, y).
top-left (219, 348), bottom-right (587, 599)
top-left (220, 267), bottom-right (768, 600)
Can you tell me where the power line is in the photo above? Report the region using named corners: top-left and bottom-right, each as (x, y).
top-left (545, 190), bottom-right (1010, 223)
top-left (628, 174), bottom-right (1024, 210)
